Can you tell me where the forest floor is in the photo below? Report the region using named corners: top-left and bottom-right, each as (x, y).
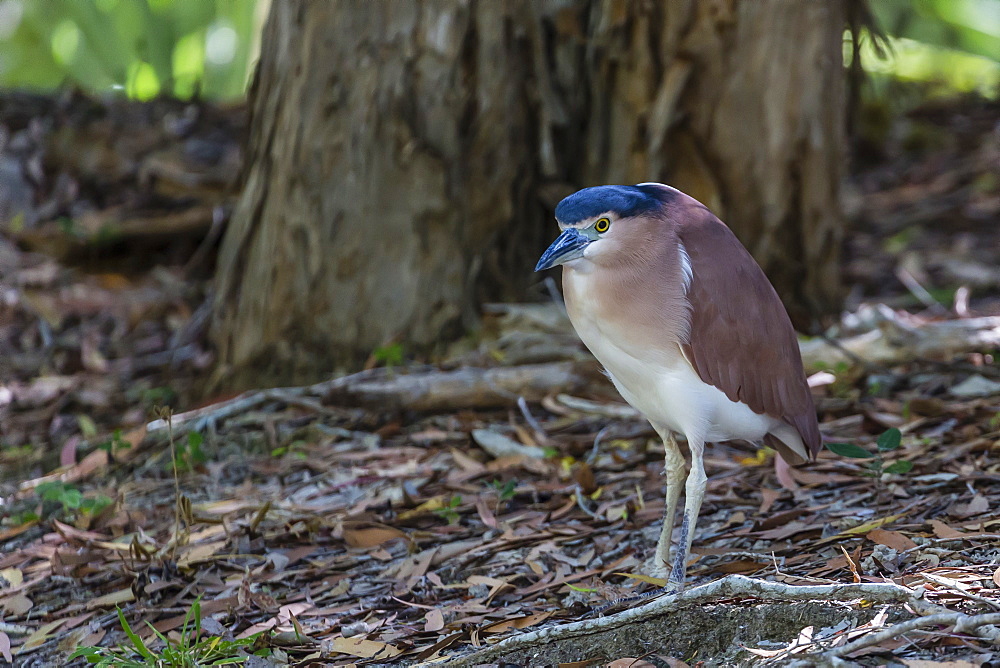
top-left (0, 91), bottom-right (999, 667)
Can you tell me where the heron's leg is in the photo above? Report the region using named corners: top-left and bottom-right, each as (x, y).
top-left (669, 438), bottom-right (707, 588)
top-left (652, 428), bottom-right (686, 577)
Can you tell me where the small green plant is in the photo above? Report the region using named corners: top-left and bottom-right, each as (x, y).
top-left (373, 342), bottom-right (405, 368)
top-left (434, 495), bottom-right (463, 525)
top-left (141, 386), bottom-right (178, 410)
top-left (70, 601), bottom-right (267, 666)
top-left (271, 440), bottom-right (308, 459)
top-left (97, 429), bottom-right (132, 455)
top-left (37, 481), bottom-right (82, 513)
top-left (488, 479), bottom-right (517, 514)
top-left (827, 428), bottom-right (914, 477)
top-left (173, 432), bottom-right (207, 473)
top-left (36, 481), bottom-right (112, 520)
top-left (489, 479), bottom-right (517, 502)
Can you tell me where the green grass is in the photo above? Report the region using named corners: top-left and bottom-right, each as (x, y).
top-left (70, 601), bottom-right (269, 667)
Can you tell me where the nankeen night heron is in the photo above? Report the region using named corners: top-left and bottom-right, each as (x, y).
top-left (536, 183), bottom-right (821, 587)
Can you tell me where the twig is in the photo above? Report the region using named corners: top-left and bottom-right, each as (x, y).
top-left (895, 267), bottom-right (948, 316)
top-left (0, 621), bottom-right (31, 635)
top-left (165, 408), bottom-right (183, 561)
top-left (920, 572), bottom-right (1000, 611)
top-left (574, 485), bottom-right (602, 521)
top-left (825, 612), bottom-right (1000, 659)
top-left (588, 425), bottom-right (611, 465)
top-left (517, 395), bottom-right (548, 443)
top-left (900, 534), bottom-right (1000, 556)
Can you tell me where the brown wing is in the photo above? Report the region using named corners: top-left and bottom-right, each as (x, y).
top-left (676, 202), bottom-right (821, 462)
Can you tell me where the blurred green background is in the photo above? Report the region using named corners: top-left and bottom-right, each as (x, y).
top-left (0, 0), bottom-right (995, 102)
top-left (861, 0), bottom-right (1000, 100)
top-left (0, 0), bottom-right (269, 101)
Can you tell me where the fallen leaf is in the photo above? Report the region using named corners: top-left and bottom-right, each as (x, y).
top-left (838, 514), bottom-right (904, 536)
top-left (774, 457), bottom-right (799, 491)
top-left (867, 528), bottom-right (918, 551)
top-left (0, 632), bottom-right (9, 662)
top-left (342, 524), bottom-right (407, 549)
top-left (424, 608), bottom-right (444, 632)
top-left (397, 497), bottom-right (450, 521)
top-left (193, 499), bottom-right (259, 515)
top-left (16, 619), bottom-right (65, 655)
top-left (949, 374), bottom-right (1000, 398)
top-left (472, 428), bottom-right (547, 459)
top-left (177, 540), bottom-right (227, 568)
top-left (758, 487), bottom-right (781, 515)
top-left (2, 594), bottom-right (33, 615)
top-left (0, 520), bottom-right (38, 541)
top-left (474, 496), bottom-right (497, 530)
top-left (481, 610), bottom-right (554, 634)
top-left (616, 572), bottom-right (668, 586)
top-left (85, 587), bottom-right (135, 609)
top-left (950, 494), bottom-right (989, 520)
top-left (928, 519), bottom-right (965, 539)
top-left (414, 631), bottom-right (462, 662)
top-left (330, 637), bottom-right (401, 660)
top-left (0, 568), bottom-right (23, 588)
top-left (712, 559), bottom-right (768, 574)
top-left (60, 435), bottom-right (80, 467)
top-left (840, 546), bottom-right (861, 583)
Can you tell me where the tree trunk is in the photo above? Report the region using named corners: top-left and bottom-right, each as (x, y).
top-left (212, 0), bottom-right (845, 389)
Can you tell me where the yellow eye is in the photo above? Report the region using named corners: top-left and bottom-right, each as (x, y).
top-left (594, 217), bottom-right (610, 233)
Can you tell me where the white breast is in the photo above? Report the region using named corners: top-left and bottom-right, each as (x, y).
top-left (563, 266), bottom-right (780, 445)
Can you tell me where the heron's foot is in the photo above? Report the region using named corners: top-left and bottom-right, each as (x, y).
top-left (642, 554), bottom-right (672, 581)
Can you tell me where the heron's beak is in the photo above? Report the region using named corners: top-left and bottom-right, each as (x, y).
top-left (535, 228), bottom-right (590, 271)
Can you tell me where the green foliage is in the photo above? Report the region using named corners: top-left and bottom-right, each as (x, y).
top-left (826, 442), bottom-right (873, 459)
top-left (883, 460), bottom-right (915, 475)
top-left (565, 583), bottom-right (597, 593)
top-left (173, 431), bottom-right (207, 472)
top-left (876, 428), bottom-right (902, 452)
top-left (856, 0), bottom-right (1000, 99)
top-left (827, 428), bottom-right (914, 480)
top-left (871, 0), bottom-right (1000, 63)
top-left (434, 495), bottom-right (463, 525)
top-left (490, 479), bottom-right (517, 502)
top-left (98, 429), bottom-right (132, 455)
top-left (141, 386), bottom-right (179, 410)
top-left (0, 0), bottom-right (259, 101)
top-left (6, 509), bottom-right (40, 525)
top-left (373, 343), bottom-right (405, 368)
top-left (70, 601), bottom-right (267, 666)
top-left (36, 481), bottom-right (112, 519)
top-left (37, 480), bottom-right (83, 511)
top-left (78, 414), bottom-right (99, 439)
top-left (270, 439), bottom-right (308, 459)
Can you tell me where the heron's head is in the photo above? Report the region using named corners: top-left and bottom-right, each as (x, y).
top-left (535, 183), bottom-right (677, 272)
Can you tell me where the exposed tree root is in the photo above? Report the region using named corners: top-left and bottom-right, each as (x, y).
top-left (148, 362), bottom-right (592, 432)
top-left (421, 575), bottom-right (923, 666)
top-left (799, 311), bottom-right (1000, 368)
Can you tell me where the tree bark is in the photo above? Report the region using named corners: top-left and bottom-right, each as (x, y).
top-left (212, 0), bottom-right (846, 389)
top-left (567, 0), bottom-right (846, 328)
